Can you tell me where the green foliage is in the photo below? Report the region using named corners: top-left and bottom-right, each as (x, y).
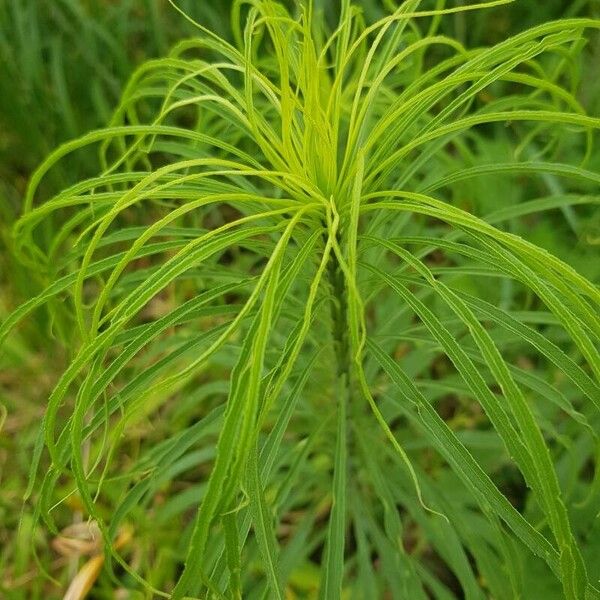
top-left (0, 0), bottom-right (230, 182)
top-left (2, 0), bottom-right (600, 598)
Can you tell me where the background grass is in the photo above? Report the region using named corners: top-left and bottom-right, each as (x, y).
top-left (1, 1), bottom-right (599, 598)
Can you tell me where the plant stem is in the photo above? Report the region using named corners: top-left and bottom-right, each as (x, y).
top-left (328, 254), bottom-right (351, 383)
top-left (322, 251), bottom-right (351, 597)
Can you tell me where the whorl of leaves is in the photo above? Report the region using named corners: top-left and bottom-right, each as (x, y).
top-left (4, 1), bottom-right (600, 598)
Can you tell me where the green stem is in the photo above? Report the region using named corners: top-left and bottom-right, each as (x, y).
top-left (328, 254), bottom-right (351, 381)
top-left (321, 251), bottom-right (351, 599)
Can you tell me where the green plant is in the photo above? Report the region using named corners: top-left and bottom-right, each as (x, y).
top-left (0, 5), bottom-right (234, 593)
top-left (4, 0), bottom-right (600, 597)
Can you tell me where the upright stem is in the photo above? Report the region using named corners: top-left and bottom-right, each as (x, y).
top-left (322, 250), bottom-right (351, 598)
top-left (328, 254), bottom-right (351, 381)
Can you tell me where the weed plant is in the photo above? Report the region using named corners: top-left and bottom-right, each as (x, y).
top-left (2, 0), bottom-right (600, 598)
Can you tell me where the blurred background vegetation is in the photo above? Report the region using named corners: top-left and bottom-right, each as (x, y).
top-left (1, 1), bottom-right (599, 597)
